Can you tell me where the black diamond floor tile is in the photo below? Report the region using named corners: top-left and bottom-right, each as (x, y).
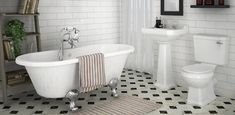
top-left (162, 91), bottom-right (168, 93)
top-left (101, 91), bottom-right (108, 93)
top-left (78, 98), bottom-right (85, 100)
top-left (169, 106), bottom-right (177, 109)
top-left (137, 75), bottom-right (142, 77)
top-left (27, 106), bottom-right (34, 109)
top-left (60, 110), bottom-right (68, 114)
top-left (182, 91), bottom-right (188, 93)
top-left (3, 106), bottom-right (11, 109)
top-left (131, 88), bottom-right (137, 90)
top-left (27, 94), bottom-right (34, 97)
top-left (143, 98), bottom-right (150, 100)
top-left (165, 98), bottom-right (172, 100)
top-left (9, 111), bottom-right (18, 114)
top-left (50, 106), bottom-right (59, 109)
top-left (56, 98), bottom-right (63, 100)
top-left (174, 94), bottom-right (180, 97)
top-left (184, 110), bottom-right (192, 114)
top-left (42, 101), bottom-right (50, 105)
top-left (150, 88), bottom-right (157, 90)
top-left (90, 94), bottom-right (97, 97)
top-left (34, 98), bottom-right (42, 100)
top-left (121, 91), bottom-right (127, 93)
top-left (19, 102), bottom-right (26, 105)
top-left (132, 94), bottom-right (138, 97)
top-left (178, 101), bottom-right (186, 105)
top-left (100, 98), bottom-right (107, 101)
top-left (153, 94), bottom-right (160, 97)
top-left (193, 106), bottom-right (201, 109)
top-left (12, 98), bottom-right (19, 101)
top-left (141, 91), bottom-right (148, 93)
top-left (209, 110), bottom-right (218, 114)
top-left (34, 110), bottom-right (43, 114)
top-left (224, 102), bottom-right (232, 104)
top-left (160, 110), bottom-right (168, 114)
top-left (87, 102), bottom-right (95, 105)
top-left (216, 106), bottom-right (225, 109)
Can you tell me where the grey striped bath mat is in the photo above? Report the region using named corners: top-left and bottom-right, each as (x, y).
top-left (77, 96), bottom-right (161, 115)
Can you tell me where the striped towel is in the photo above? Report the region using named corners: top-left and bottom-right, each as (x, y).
top-left (78, 53), bottom-right (106, 93)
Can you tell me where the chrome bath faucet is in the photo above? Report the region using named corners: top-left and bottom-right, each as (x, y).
top-left (58, 27), bottom-right (80, 61)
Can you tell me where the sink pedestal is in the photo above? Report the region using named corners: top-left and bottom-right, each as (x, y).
top-left (155, 42), bottom-right (176, 90)
top-left (141, 26), bottom-right (188, 90)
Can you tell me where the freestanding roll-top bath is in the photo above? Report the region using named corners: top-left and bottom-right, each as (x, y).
top-left (16, 44), bottom-right (134, 98)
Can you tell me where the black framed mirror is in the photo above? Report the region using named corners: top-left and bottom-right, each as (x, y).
top-left (161, 0), bottom-right (183, 16)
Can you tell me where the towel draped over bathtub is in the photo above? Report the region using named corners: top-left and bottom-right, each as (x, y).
top-left (78, 53), bottom-right (106, 93)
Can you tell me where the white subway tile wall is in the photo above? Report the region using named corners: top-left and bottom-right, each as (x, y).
top-left (0, 0), bottom-right (121, 50)
top-left (152, 0), bottom-right (235, 98)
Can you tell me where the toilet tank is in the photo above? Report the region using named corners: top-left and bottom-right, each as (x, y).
top-left (194, 34), bottom-right (229, 65)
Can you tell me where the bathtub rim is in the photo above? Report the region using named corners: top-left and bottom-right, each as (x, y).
top-left (16, 44), bottom-right (134, 67)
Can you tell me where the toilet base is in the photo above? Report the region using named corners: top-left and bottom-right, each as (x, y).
top-left (187, 83), bottom-right (216, 106)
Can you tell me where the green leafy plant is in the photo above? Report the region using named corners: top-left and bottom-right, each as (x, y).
top-left (5, 19), bottom-right (26, 57)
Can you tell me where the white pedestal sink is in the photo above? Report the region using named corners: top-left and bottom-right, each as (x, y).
top-left (142, 25), bottom-right (188, 90)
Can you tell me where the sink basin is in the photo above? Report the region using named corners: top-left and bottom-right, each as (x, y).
top-left (142, 25), bottom-right (188, 90)
top-left (142, 25), bottom-right (188, 42)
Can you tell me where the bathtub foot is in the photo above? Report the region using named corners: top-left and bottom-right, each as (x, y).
top-left (108, 78), bottom-right (119, 97)
top-left (65, 89), bottom-right (79, 112)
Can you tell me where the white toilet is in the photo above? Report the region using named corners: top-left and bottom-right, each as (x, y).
top-left (181, 34), bottom-right (229, 106)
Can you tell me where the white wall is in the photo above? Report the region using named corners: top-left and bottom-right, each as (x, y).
top-left (0, 0), bottom-right (121, 51)
top-left (152, 0), bottom-right (235, 98)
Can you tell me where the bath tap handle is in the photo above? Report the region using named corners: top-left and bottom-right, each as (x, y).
top-left (61, 27), bottom-right (80, 48)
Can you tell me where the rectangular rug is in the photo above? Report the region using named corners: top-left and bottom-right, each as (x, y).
top-left (77, 96), bottom-right (161, 115)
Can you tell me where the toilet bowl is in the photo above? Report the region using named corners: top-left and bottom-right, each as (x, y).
top-left (181, 34), bottom-right (229, 106)
top-left (182, 63), bottom-right (217, 106)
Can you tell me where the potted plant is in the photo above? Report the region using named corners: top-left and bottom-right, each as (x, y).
top-left (4, 19), bottom-right (26, 57)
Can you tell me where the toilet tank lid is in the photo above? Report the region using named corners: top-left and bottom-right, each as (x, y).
top-left (194, 34), bottom-right (228, 41)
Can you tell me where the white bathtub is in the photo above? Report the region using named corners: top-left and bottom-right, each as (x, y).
top-left (16, 44), bottom-right (134, 98)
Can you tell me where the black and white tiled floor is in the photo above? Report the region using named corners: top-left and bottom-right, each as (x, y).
top-left (0, 69), bottom-right (235, 115)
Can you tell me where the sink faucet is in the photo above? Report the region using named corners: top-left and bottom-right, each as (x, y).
top-left (58, 27), bottom-right (80, 61)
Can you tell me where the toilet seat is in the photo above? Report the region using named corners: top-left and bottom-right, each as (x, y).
top-left (182, 63), bottom-right (216, 74)
top-left (181, 63), bottom-right (217, 106)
